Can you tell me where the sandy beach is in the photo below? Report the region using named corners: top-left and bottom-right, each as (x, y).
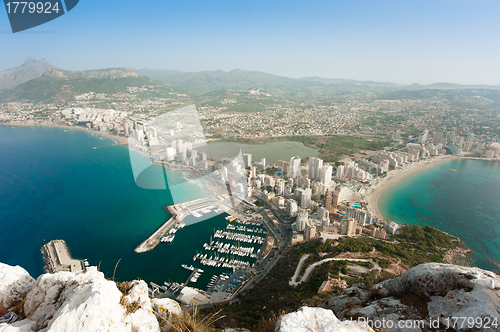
top-left (365, 155), bottom-right (460, 222)
top-left (1, 121), bottom-right (129, 145)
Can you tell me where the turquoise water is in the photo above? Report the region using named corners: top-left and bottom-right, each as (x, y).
top-left (379, 159), bottom-right (500, 271)
top-left (0, 126), bottom-right (254, 287)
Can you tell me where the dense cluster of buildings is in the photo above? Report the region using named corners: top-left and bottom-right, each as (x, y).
top-left (412, 129), bottom-right (500, 159)
top-left (247, 154), bottom-right (394, 245)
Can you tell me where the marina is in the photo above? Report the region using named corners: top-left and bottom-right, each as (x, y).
top-left (134, 195), bottom-right (234, 253)
top-left (145, 210), bottom-right (274, 304)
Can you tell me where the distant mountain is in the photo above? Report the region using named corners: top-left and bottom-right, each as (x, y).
top-left (299, 76), bottom-right (398, 87)
top-left (0, 75), bottom-right (153, 103)
top-left (42, 67), bottom-right (140, 80)
top-left (0, 58), bottom-right (141, 91)
top-left (405, 82), bottom-right (500, 90)
top-left (0, 58), bottom-right (58, 90)
top-left (138, 68), bottom-right (294, 91)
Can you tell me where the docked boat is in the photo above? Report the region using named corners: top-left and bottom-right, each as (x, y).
top-left (192, 211), bottom-right (203, 218)
top-left (181, 264), bottom-right (195, 271)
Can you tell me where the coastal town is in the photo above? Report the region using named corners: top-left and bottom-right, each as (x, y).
top-left (1, 63), bottom-right (500, 322)
top-left (3, 90), bottom-right (500, 306)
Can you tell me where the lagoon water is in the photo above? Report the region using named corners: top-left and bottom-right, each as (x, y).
top-left (237, 141), bottom-right (319, 165)
top-left (378, 158), bottom-right (500, 271)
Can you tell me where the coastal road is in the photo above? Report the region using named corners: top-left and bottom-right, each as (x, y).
top-left (289, 254), bottom-right (310, 286)
top-left (290, 256), bottom-right (380, 286)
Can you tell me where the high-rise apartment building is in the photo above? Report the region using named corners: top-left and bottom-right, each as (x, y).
top-left (307, 157), bottom-right (323, 180)
top-left (466, 132), bottom-right (475, 143)
top-left (288, 156), bottom-right (301, 178)
top-left (433, 130), bottom-right (444, 144)
top-left (341, 218), bottom-right (357, 237)
top-left (304, 225), bottom-right (316, 241)
top-left (325, 190), bottom-right (333, 212)
top-left (243, 153), bottom-right (252, 167)
top-left (297, 209), bottom-right (308, 232)
top-left (301, 188), bottom-right (312, 208)
top-left (418, 129), bottom-right (429, 144)
top-left (286, 199), bottom-right (298, 217)
top-left (320, 165), bottom-right (332, 184)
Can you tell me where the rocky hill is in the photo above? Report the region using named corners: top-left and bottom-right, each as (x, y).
top-left (0, 58), bottom-right (57, 90)
top-left (324, 263), bottom-right (500, 332)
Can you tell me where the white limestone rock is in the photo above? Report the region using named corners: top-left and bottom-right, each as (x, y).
top-left (276, 306), bottom-right (374, 332)
top-left (326, 263), bottom-right (500, 332)
top-left (0, 265), bottom-right (176, 332)
top-left (0, 263), bottom-right (35, 309)
top-left (151, 298), bottom-right (182, 332)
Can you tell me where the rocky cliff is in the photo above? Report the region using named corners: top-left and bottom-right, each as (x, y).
top-left (2, 262), bottom-right (500, 332)
top-left (0, 263), bottom-right (180, 332)
top-left (324, 263), bottom-right (500, 331)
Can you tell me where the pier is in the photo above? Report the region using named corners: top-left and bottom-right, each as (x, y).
top-left (42, 240), bottom-right (84, 273)
top-left (134, 216), bottom-right (177, 253)
top-left (134, 195), bottom-right (234, 253)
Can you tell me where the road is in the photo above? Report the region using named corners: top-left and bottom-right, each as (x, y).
top-left (290, 256), bottom-right (380, 286)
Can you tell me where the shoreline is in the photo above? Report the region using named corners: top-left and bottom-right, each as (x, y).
top-left (365, 155), bottom-right (460, 223)
top-left (1, 121), bottom-right (129, 145)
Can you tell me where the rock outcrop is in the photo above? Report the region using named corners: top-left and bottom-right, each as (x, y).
top-left (0, 263), bottom-right (180, 332)
top-left (324, 263), bottom-right (500, 332)
top-left (276, 306), bottom-right (374, 332)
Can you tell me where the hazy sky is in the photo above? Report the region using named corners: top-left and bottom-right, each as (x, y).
top-left (1, 0), bottom-right (500, 85)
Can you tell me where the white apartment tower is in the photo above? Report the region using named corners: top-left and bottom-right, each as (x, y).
top-left (307, 157), bottom-right (323, 180)
top-left (288, 156), bottom-right (301, 178)
top-left (320, 165), bottom-right (332, 184)
top-left (243, 154), bottom-right (252, 168)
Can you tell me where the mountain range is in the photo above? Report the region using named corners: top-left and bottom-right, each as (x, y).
top-left (1, 58), bottom-right (500, 102)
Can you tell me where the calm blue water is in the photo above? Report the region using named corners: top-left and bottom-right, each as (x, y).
top-left (379, 159), bottom-right (500, 271)
top-left (0, 125), bottom-right (249, 286)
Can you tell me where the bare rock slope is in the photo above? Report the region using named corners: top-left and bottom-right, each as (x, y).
top-left (0, 263), bottom-right (180, 332)
top-left (324, 263), bottom-right (500, 331)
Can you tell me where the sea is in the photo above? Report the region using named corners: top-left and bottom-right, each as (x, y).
top-left (378, 158), bottom-right (500, 272)
top-left (0, 125), bottom-right (264, 288)
top-left (2, 125), bottom-right (499, 285)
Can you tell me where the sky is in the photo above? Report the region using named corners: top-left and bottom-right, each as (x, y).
top-left (1, 0), bottom-right (500, 85)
